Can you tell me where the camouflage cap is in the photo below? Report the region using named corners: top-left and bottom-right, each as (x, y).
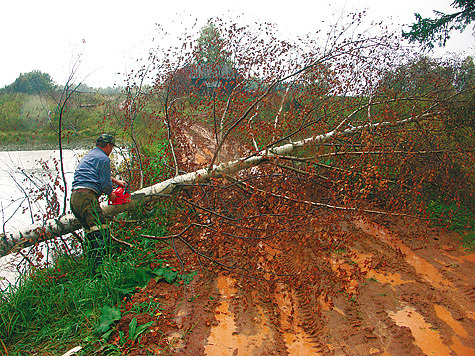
top-left (96, 133), bottom-right (115, 146)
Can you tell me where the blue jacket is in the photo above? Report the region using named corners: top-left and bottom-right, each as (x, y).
top-left (72, 147), bottom-right (112, 196)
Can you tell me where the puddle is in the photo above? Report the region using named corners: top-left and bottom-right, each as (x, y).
top-left (388, 305), bottom-right (452, 355)
top-left (206, 274), bottom-right (324, 355)
top-left (355, 220), bottom-right (451, 289)
top-left (449, 335), bottom-right (475, 356)
top-left (367, 270), bottom-right (410, 286)
top-left (434, 304), bottom-right (468, 338)
top-left (205, 275), bottom-right (273, 355)
top-left (460, 253), bottom-right (475, 263)
top-left (389, 304), bottom-right (475, 355)
top-left (448, 251), bottom-right (475, 264)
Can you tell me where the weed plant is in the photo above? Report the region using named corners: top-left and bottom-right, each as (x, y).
top-left (426, 198), bottom-right (475, 249)
top-left (0, 199), bottom-right (178, 355)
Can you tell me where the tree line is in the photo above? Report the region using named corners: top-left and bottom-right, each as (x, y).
top-left (0, 71), bottom-right (126, 146)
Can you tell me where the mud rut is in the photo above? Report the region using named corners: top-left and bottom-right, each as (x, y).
top-left (111, 124), bottom-right (475, 356)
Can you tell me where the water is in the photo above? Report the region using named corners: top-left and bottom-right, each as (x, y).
top-left (0, 147), bottom-right (130, 289)
top-left (0, 149), bottom-right (84, 231)
top-left (0, 149), bottom-right (85, 289)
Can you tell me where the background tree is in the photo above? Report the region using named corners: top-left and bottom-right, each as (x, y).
top-left (3, 70), bottom-right (55, 94)
top-left (194, 19), bottom-right (230, 65)
top-left (403, 0), bottom-right (475, 49)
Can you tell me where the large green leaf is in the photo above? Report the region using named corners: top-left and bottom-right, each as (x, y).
top-left (97, 306), bottom-right (121, 333)
top-left (153, 266), bottom-right (178, 284)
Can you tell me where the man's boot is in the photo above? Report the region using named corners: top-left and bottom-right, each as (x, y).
top-left (91, 227), bottom-right (111, 274)
top-left (83, 230), bottom-right (100, 275)
top-left (91, 230), bottom-right (104, 273)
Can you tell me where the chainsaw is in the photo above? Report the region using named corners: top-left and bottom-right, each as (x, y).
top-left (108, 183), bottom-right (131, 205)
top-left (108, 183), bottom-right (154, 205)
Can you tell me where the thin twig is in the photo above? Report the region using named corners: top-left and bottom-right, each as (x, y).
top-left (111, 235), bottom-right (134, 248)
top-left (0, 337), bottom-right (8, 355)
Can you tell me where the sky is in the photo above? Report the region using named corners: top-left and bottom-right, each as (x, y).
top-left (1, 0), bottom-right (474, 88)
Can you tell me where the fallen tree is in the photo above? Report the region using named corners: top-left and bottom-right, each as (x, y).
top-left (0, 113), bottom-right (429, 257)
top-left (2, 18), bottom-right (474, 261)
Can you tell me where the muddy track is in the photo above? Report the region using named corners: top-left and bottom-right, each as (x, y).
top-left (112, 123), bottom-right (475, 355)
top-left (115, 215), bottom-right (475, 355)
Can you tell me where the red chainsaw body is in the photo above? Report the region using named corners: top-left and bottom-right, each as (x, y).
top-left (109, 186), bottom-right (131, 205)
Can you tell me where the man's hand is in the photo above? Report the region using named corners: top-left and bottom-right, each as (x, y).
top-left (112, 177), bottom-right (126, 187)
top-left (109, 192), bottom-right (118, 202)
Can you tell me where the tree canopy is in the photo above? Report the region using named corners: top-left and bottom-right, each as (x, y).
top-left (2, 70), bottom-right (55, 94)
top-left (194, 20), bottom-right (230, 65)
top-left (403, 0), bottom-right (475, 49)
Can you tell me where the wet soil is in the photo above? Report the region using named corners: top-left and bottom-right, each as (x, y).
top-left (111, 216), bottom-right (475, 356)
top-left (109, 123), bottom-right (475, 355)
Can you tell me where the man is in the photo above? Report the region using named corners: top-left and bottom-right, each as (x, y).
top-left (70, 133), bottom-right (126, 272)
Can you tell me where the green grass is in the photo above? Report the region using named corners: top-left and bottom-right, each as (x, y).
top-left (426, 199), bottom-right (475, 250)
top-left (0, 196), bottom-right (185, 355)
top-left (0, 242), bottom-right (151, 355)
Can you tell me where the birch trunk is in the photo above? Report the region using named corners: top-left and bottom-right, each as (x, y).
top-left (0, 114), bottom-right (426, 257)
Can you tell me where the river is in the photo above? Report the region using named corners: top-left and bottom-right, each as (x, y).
top-left (0, 149), bottom-right (85, 289)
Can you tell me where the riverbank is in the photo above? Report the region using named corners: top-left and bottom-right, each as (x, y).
top-left (0, 140), bottom-right (93, 152)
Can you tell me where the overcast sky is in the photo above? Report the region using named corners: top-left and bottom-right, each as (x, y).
top-left (1, 0), bottom-right (474, 88)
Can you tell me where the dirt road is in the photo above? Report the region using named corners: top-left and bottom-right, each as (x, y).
top-left (113, 215), bottom-right (475, 355)
top-left (111, 123), bottom-right (475, 355)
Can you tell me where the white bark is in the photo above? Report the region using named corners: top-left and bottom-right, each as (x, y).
top-left (0, 113), bottom-right (427, 257)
